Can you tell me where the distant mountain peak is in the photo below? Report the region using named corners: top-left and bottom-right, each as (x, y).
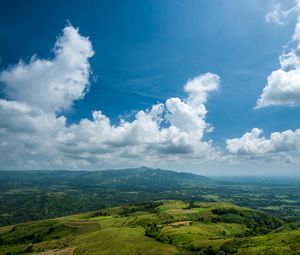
top-left (137, 165), bottom-right (153, 170)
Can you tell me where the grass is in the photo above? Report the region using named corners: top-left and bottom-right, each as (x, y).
top-left (219, 229), bottom-right (300, 255)
top-left (0, 200), bottom-right (299, 255)
top-left (156, 200), bottom-right (188, 212)
top-left (74, 227), bottom-right (177, 255)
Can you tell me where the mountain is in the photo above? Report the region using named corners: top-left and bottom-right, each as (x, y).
top-left (0, 166), bottom-right (213, 190)
top-left (0, 167), bottom-right (215, 227)
top-left (1, 200), bottom-right (299, 255)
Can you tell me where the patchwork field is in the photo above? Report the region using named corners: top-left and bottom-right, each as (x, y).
top-left (1, 200), bottom-right (299, 255)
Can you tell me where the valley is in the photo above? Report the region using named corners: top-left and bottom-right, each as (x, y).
top-left (1, 168), bottom-right (300, 227)
top-left (1, 168), bottom-right (300, 254)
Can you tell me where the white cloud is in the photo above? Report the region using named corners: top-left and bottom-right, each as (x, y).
top-left (0, 25), bottom-right (220, 170)
top-left (53, 72), bottom-right (220, 166)
top-left (265, 1), bottom-right (300, 25)
top-left (257, 1), bottom-right (300, 108)
top-left (1, 25), bottom-right (299, 173)
top-left (226, 128), bottom-right (300, 163)
top-left (184, 73), bottom-right (220, 107)
top-left (265, 4), bottom-right (288, 25)
top-left (0, 26), bottom-right (94, 113)
top-left (226, 128), bottom-right (271, 155)
top-left (225, 2), bottom-right (300, 168)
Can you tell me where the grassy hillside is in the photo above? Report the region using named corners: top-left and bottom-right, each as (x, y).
top-left (1, 169), bottom-right (300, 227)
top-left (1, 200), bottom-right (299, 255)
top-left (0, 167), bottom-right (214, 226)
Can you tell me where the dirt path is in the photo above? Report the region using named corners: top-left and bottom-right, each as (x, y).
top-left (33, 247), bottom-right (76, 255)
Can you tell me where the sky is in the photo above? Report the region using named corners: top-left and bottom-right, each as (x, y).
top-left (0, 0), bottom-right (300, 175)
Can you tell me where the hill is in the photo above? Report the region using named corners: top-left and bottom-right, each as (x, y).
top-left (1, 169), bottom-right (300, 227)
top-left (0, 167), bottom-right (213, 190)
top-left (2, 200), bottom-right (299, 255)
top-left (0, 167), bottom-right (216, 226)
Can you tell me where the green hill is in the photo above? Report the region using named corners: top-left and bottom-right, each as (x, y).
top-left (0, 167), bottom-right (213, 190)
top-left (1, 200), bottom-right (299, 255)
top-left (0, 168), bottom-right (216, 226)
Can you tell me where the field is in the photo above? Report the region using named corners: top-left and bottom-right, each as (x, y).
top-left (1, 169), bottom-right (300, 254)
top-left (1, 169), bottom-right (300, 227)
top-left (1, 200), bottom-right (299, 255)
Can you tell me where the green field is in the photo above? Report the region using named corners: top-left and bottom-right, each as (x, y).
top-left (1, 200), bottom-right (299, 255)
top-left (1, 169), bottom-right (300, 228)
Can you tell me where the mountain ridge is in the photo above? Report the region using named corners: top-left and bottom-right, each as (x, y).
top-left (0, 166), bottom-right (213, 190)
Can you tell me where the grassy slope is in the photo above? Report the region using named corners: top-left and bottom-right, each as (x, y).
top-left (0, 200), bottom-right (299, 255)
top-left (0, 168), bottom-right (214, 227)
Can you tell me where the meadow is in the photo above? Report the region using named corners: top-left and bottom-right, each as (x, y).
top-left (1, 200), bottom-right (299, 255)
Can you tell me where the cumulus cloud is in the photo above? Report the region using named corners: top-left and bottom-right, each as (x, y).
top-left (52, 72), bottom-right (220, 166)
top-left (226, 128), bottom-right (300, 163)
top-left (0, 25), bottom-right (220, 169)
top-left (0, 26), bottom-right (94, 113)
top-left (226, 1), bottom-right (300, 167)
top-left (257, 0), bottom-right (300, 108)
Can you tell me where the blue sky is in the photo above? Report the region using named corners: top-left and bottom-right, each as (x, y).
top-left (0, 0), bottom-right (300, 175)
